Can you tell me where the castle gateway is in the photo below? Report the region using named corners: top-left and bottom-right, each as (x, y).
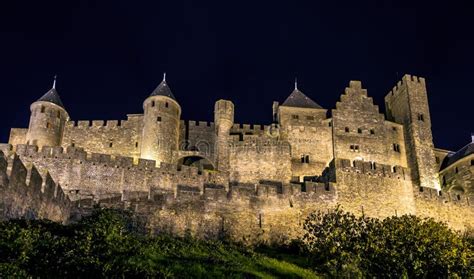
top-left (1, 74), bottom-right (473, 243)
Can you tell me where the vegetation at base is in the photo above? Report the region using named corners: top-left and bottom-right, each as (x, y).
top-left (0, 207), bottom-right (472, 278)
top-left (0, 209), bottom-right (316, 278)
top-left (299, 206), bottom-right (474, 278)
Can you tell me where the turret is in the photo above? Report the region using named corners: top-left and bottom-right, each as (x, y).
top-left (214, 99), bottom-right (234, 171)
top-left (25, 77), bottom-right (69, 148)
top-left (140, 74), bottom-right (181, 165)
top-left (385, 74), bottom-right (440, 189)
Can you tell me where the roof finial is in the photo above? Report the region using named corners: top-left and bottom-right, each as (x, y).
top-left (294, 77), bottom-right (298, 90)
top-left (52, 74), bottom-right (57, 89)
top-left (163, 72), bottom-right (166, 82)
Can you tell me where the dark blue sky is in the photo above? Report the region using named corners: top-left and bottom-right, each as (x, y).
top-left (0, 0), bottom-right (472, 151)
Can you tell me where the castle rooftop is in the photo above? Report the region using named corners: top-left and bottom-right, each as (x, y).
top-left (37, 87), bottom-right (65, 109)
top-left (149, 74), bottom-right (176, 101)
top-left (281, 88), bottom-right (322, 109)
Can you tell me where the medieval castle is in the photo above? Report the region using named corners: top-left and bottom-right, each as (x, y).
top-left (0, 74), bottom-right (473, 243)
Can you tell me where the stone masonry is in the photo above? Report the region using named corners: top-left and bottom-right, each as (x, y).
top-left (2, 74), bottom-right (473, 243)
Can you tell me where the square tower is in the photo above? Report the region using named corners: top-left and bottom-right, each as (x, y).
top-left (385, 75), bottom-right (440, 189)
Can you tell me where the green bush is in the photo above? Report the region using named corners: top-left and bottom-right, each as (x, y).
top-left (300, 207), bottom-right (473, 278)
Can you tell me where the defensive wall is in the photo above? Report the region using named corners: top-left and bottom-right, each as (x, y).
top-left (0, 151), bottom-right (71, 223)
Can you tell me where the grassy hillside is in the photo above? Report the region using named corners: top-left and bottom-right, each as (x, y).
top-left (0, 209), bottom-right (317, 278)
top-left (0, 208), bottom-right (472, 278)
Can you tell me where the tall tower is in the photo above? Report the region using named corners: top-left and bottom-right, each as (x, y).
top-left (385, 74), bottom-right (440, 189)
top-left (140, 74), bottom-right (181, 165)
top-left (26, 76), bottom-right (69, 148)
top-left (214, 99), bottom-right (234, 171)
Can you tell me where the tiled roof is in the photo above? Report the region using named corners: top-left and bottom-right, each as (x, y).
top-left (440, 142), bottom-right (474, 170)
top-left (150, 80), bottom-right (176, 101)
top-left (37, 88), bottom-right (64, 108)
top-left (281, 89), bottom-right (322, 109)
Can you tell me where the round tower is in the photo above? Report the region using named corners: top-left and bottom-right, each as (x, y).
top-left (25, 77), bottom-right (69, 148)
top-left (140, 74), bottom-right (181, 165)
top-left (214, 99), bottom-right (234, 171)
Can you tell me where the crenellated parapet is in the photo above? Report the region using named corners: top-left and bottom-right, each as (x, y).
top-left (385, 74), bottom-right (426, 103)
top-left (0, 151), bottom-right (72, 222)
top-left (335, 158), bottom-right (409, 180)
top-left (415, 186), bottom-right (473, 207)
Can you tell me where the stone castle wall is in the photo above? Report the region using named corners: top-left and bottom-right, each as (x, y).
top-left (0, 151), bottom-right (71, 223)
top-left (229, 139), bottom-right (292, 183)
top-left (0, 144), bottom-right (228, 201)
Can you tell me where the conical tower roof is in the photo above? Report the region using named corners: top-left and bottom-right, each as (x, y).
top-left (36, 76), bottom-right (65, 108)
top-left (149, 73), bottom-right (176, 101)
top-left (282, 85), bottom-right (322, 109)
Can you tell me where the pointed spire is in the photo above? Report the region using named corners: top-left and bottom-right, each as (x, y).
top-left (149, 74), bottom-right (176, 101)
top-left (282, 78), bottom-right (323, 109)
top-left (52, 74), bottom-right (57, 89)
top-left (36, 76), bottom-right (65, 109)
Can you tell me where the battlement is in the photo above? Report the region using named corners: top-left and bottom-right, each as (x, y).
top-left (0, 151), bottom-right (72, 221)
top-left (4, 144), bottom-right (223, 178)
top-left (231, 123), bottom-right (268, 132)
top-left (335, 158), bottom-right (408, 180)
top-left (385, 74), bottom-right (426, 100)
top-left (66, 114), bottom-right (143, 129)
top-left (415, 186), bottom-right (473, 207)
top-left (186, 120), bottom-right (215, 128)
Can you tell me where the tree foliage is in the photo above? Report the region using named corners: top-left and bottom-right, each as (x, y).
top-left (300, 207), bottom-right (473, 278)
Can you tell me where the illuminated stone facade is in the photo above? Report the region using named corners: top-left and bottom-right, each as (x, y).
top-left (2, 74), bottom-right (473, 242)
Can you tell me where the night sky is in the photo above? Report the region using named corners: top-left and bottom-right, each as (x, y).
top-left (0, 0), bottom-right (472, 151)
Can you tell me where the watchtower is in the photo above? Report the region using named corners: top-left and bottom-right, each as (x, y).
top-left (385, 74), bottom-right (440, 189)
top-left (140, 74), bottom-right (181, 165)
top-left (25, 77), bottom-right (69, 148)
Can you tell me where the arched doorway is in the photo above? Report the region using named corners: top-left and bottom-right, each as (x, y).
top-left (177, 156), bottom-right (215, 171)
